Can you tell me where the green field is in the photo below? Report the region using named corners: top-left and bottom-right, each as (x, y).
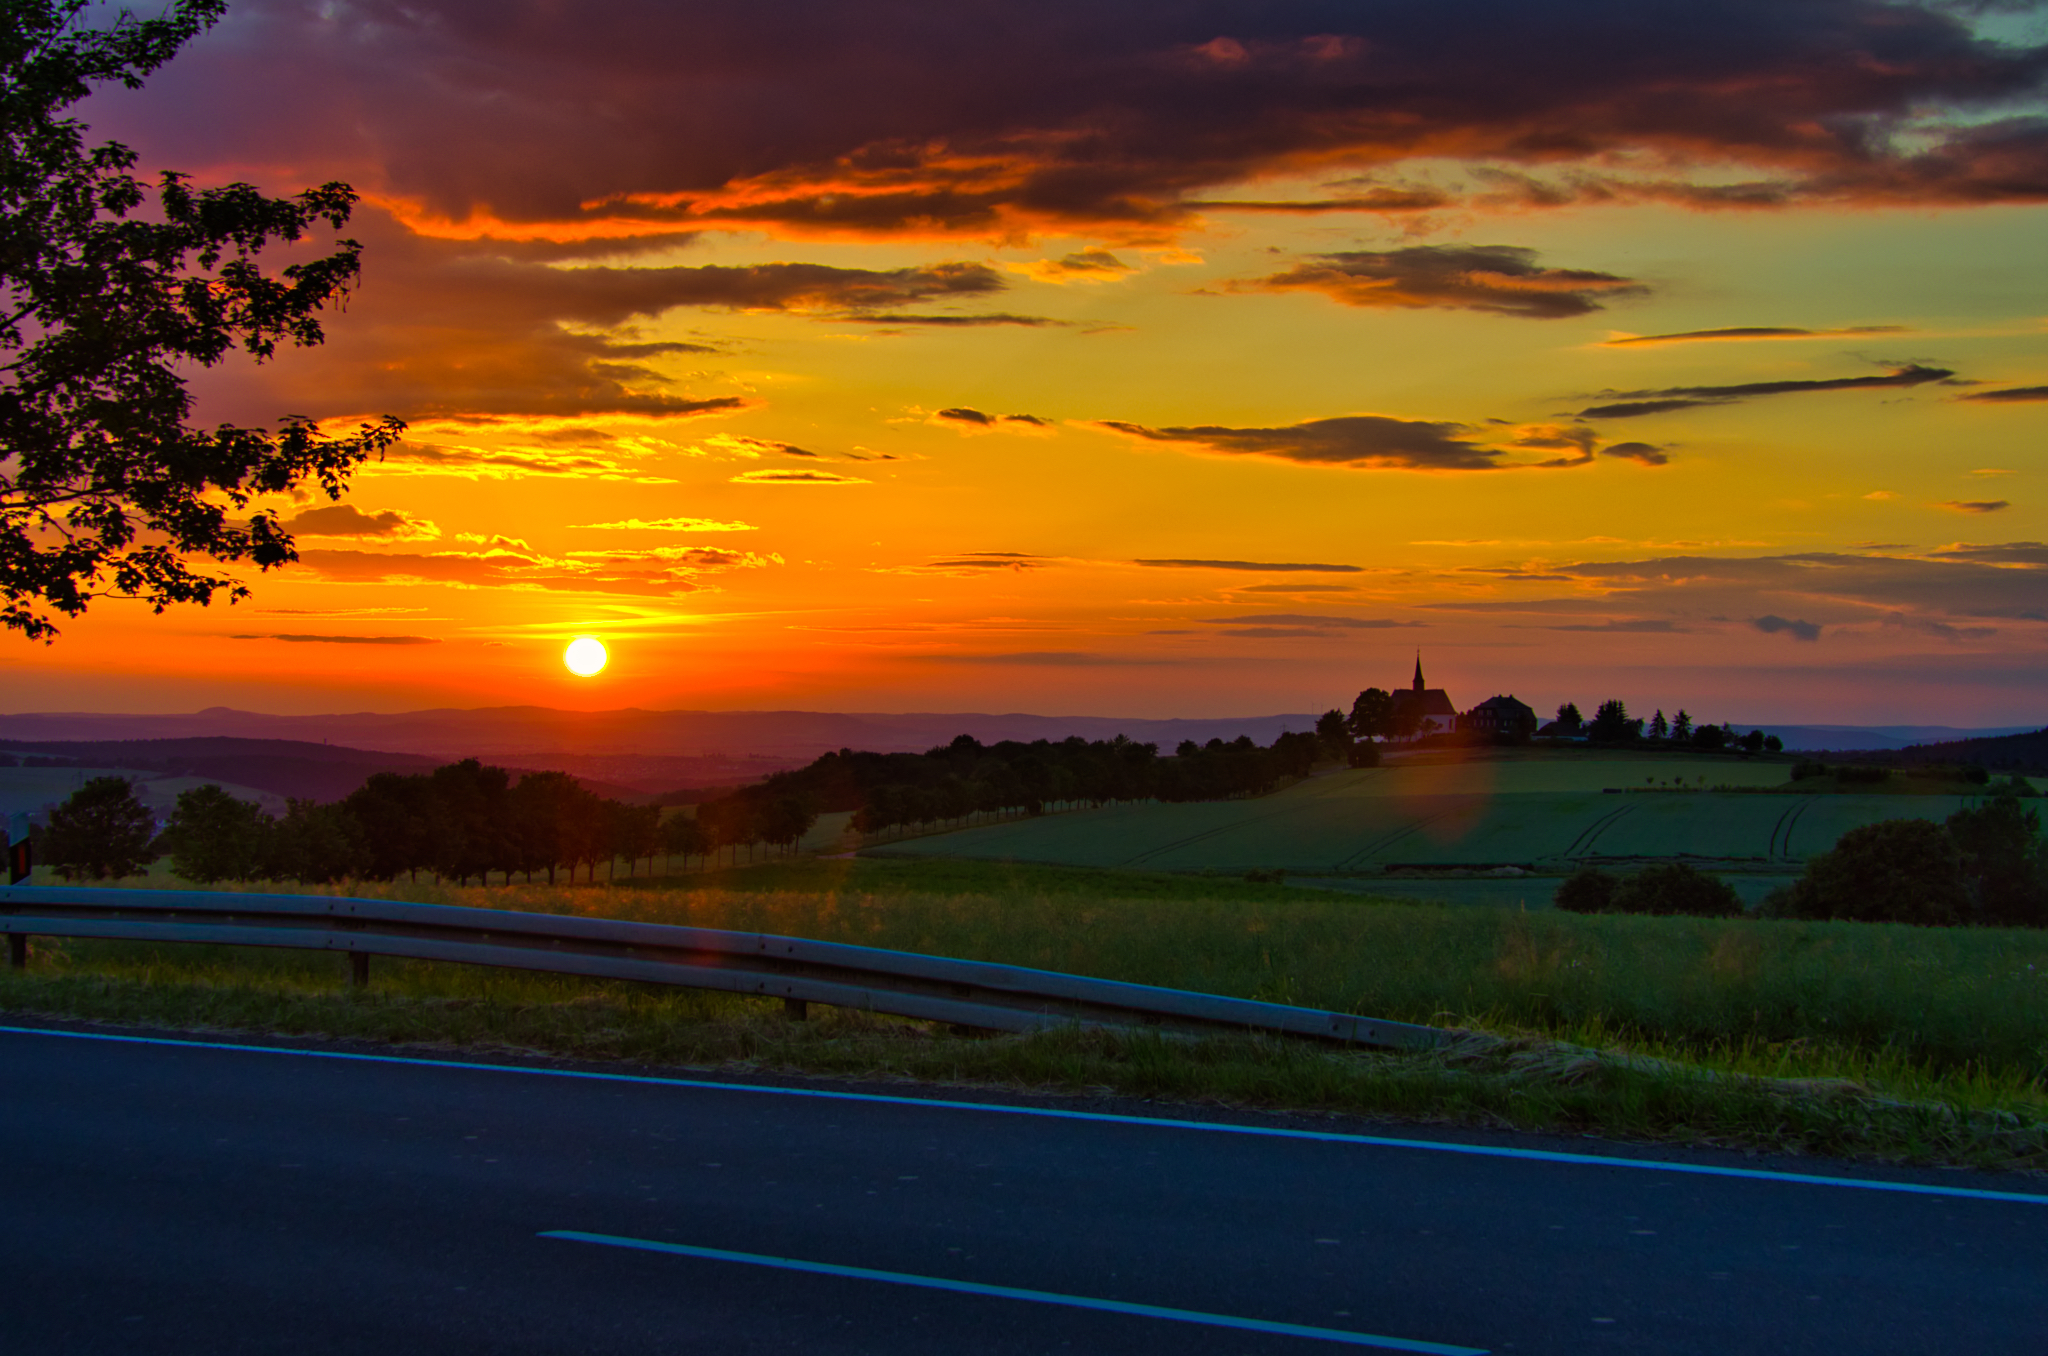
top-left (873, 755), bottom-right (1990, 873)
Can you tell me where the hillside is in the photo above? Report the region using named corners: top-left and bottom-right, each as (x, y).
top-left (1826, 726), bottom-right (2048, 774)
top-left (0, 706), bottom-right (1323, 766)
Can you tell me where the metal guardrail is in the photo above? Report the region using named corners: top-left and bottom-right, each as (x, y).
top-left (0, 887), bottom-right (1446, 1050)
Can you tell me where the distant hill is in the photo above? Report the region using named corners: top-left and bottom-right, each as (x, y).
top-left (1822, 727), bottom-right (2048, 774)
top-left (1735, 723), bottom-right (2044, 752)
top-left (0, 706), bottom-right (1328, 782)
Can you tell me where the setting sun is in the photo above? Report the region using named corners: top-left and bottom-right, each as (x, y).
top-left (563, 637), bottom-right (608, 677)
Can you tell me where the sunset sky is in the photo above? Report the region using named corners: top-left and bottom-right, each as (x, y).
top-left (14, 0), bottom-right (2048, 724)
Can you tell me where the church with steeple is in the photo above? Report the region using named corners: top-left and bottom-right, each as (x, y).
top-left (1389, 652), bottom-right (1459, 737)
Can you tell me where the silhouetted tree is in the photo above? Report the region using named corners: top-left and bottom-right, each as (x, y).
top-left (661, 812), bottom-right (710, 870)
top-left (0, 0), bottom-right (403, 640)
top-left (42, 775), bottom-right (153, 879)
top-left (341, 772), bottom-right (438, 881)
top-left (1777, 819), bottom-right (1969, 926)
top-left (1315, 709), bottom-right (1352, 762)
top-left (262, 797), bottom-right (359, 884)
top-left (1586, 700), bottom-right (1641, 744)
top-left (1348, 688), bottom-right (1394, 741)
top-left (163, 783), bottom-right (267, 883)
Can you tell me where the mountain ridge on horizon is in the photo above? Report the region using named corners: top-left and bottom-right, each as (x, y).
top-left (0, 705), bottom-right (2033, 762)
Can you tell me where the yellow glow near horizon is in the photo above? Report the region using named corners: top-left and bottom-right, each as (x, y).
top-left (563, 636), bottom-right (609, 677)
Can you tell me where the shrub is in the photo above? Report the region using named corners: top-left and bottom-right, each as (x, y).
top-left (1791, 760), bottom-right (1829, 781)
top-left (1779, 818), bottom-right (1969, 926)
top-left (1836, 764), bottom-right (1891, 785)
top-left (1346, 741), bottom-right (1381, 769)
top-left (1610, 862), bottom-right (1745, 917)
top-left (1946, 797), bottom-right (2048, 928)
top-left (1554, 866), bottom-right (1619, 914)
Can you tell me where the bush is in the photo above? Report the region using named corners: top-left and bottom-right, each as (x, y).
top-left (1346, 741), bottom-right (1381, 769)
top-left (1836, 764), bottom-right (1891, 785)
top-left (1553, 866), bottom-right (1618, 913)
top-left (1946, 797), bottom-right (2047, 927)
top-left (1779, 818), bottom-right (1969, 926)
top-left (1791, 760), bottom-right (1829, 781)
top-left (1611, 862), bottom-right (1744, 917)
top-left (1557, 863), bottom-right (1741, 916)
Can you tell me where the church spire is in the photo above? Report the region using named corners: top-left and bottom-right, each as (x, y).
top-left (1413, 650), bottom-right (1425, 692)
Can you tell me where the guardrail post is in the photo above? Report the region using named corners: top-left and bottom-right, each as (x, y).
top-left (783, 997), bottom-right (808, 1021)
top-left (349, 952), bottom-right (369, 988)
top-left (7, 933), bottom-right (25, 969)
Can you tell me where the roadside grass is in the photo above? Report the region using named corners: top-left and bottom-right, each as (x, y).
top-left (5, 857), bottom-right (2046, 1171)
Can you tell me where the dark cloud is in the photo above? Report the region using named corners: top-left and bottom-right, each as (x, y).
top-left (1959, 384), bottom-right (2048, 402)
top-left (1235, 583), bottom-right (1356, 593)
top-left (1939, 499), bottom-right (2011, 513)
top-left (1580, 552), bottom-right (2048, 622)
top-left (1098, 415), bottom-right (1642, 472)
top-left (837, 312), bottom-right (1061, 327)
top-left (1208, 613), bottom-right (1412, 629)
top-left (229, 633), bottom-right (440, 644)
top-left (1248, 245), bottom-right (1648, 319)
top-left (377, 438), bottom-right (699, 482)
top-left (1186, 188), bottom-right (1453, 213)
top-left (1883, 613), bottom-right (1997, 641)
top-left (1754, 614), bottom-right (1823, 641)
top-left (918, 552), bottom-right (1050, 572)
top-left (932, 407), bottom-right (1057, 435)
top-left (729, 469), bottom-right (869, 484)
top-left (281, 504), bottom-right (440, 540)
top-left (1216, 627), bottom-right (1348, 639)
top-left (1578, 363), bottom-right (1954, 419)
top-left (99, 1), bottom-right (2048, 240)
top-left (1544, 619), bottom-right (1684, 633)
top-left (1601, 442), bottom-right (1669, 466)
top-left (295, 542), bottom-right (776, 597)
top-left (1601, 325), bottom-right (1906, 347)
top-left (189, 212), bottom-right (1005, 423)
top-left (918, 651), bottom-right (1164, 666)
top-left (1928, 540), bottom-right (2048, 565)
top-left (1134, 558), bottom-right (1362, 572)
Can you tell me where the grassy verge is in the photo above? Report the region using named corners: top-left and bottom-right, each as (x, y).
top-left (6, 857), bottom-right (2045, 1171)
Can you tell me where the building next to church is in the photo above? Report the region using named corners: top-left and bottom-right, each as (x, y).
top-left (1462, 693), bottom-right (1538, 741)
top-left (1390, 654), bottom-right (1459, 737)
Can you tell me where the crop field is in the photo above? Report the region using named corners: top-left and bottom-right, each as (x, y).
top-left (875, 757), bottom-right (1986, 872)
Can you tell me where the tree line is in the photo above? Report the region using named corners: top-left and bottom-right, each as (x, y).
top-left (692, 729), bottom-right (1339, 844)
top-left (38, 761), bottom-right (693, 885)
top-left (32, 726), bottom-right (1355, 884)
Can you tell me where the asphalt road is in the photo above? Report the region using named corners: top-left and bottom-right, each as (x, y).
top-left (3, 1022), bottom-right (2044, 1355)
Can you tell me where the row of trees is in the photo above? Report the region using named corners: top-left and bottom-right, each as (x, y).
top-left (36, 725), bottom-right (1356, 883)
top-left (37, 763), bottom-right (699, 885)
top-left (690, 730), bottom-right (1335, 844)
top-left (1547, 700), bottom-right (1781, 752)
